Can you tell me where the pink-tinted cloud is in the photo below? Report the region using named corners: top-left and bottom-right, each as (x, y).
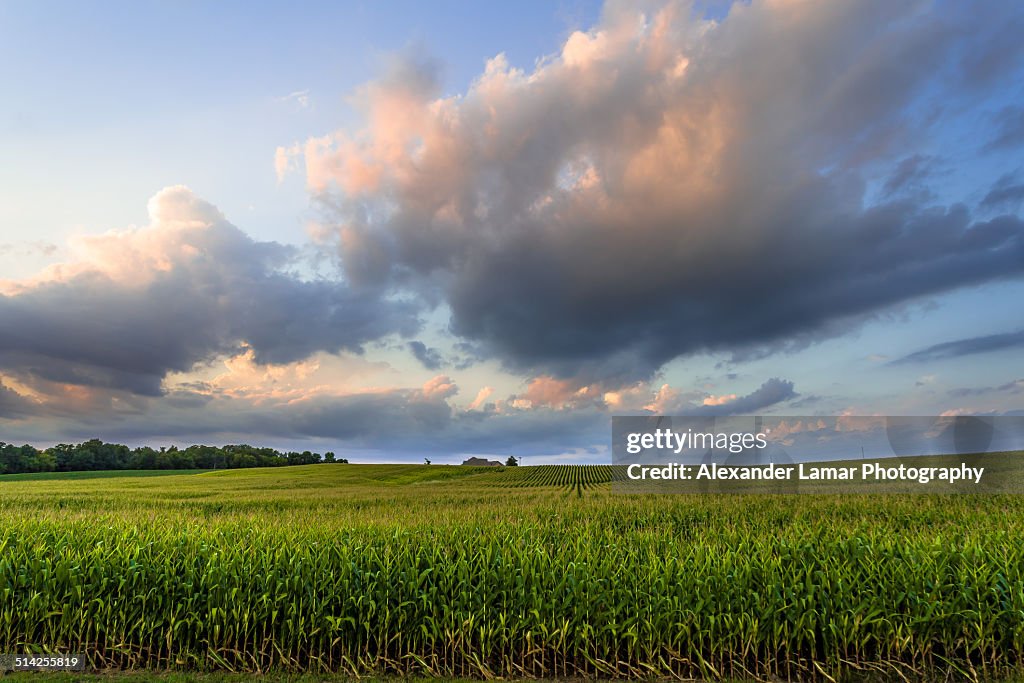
top-left (289, 0), bottom-right (1023, 386)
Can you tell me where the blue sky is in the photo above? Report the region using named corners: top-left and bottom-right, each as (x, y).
top-left (1, 1), bottom-right (602, 257)
top-left (1, 1), bottom-right (1022, 462)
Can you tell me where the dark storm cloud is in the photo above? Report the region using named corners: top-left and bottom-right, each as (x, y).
top-left (408, 340), bottom-right (444, 370)
top-left (894, 329), bottom-right (1024, 365)
top-left (304, 0), bottom-right (1024, 384)
top-left (0, 187), bottom-right (418, 396)
top-left (442, 199), bottom-right (1023, 386)
top-left (259, 391), bottom-right (453, 443)
top-left (0, 380), bottom-right (36, 419)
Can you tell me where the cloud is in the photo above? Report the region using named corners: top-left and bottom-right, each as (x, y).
top-left (894, 328), bottom-right (1024, 364)
top-left (959, 14), bottom-right (1024, 91)
top-left (467, 386), bottom-right (494, 411)
top-left (516, 375), bottom-right (605, 409)
top-left (643, 383), bottom-right (686, 413)
top-left (981, 173), bottom-right (1024, 210)
top-left (274, 144), bottom-right (302, 183)
top-left (0, 343), bottom-right (799, 459)
top-left (296, 0), bottom-right (1024, 385)
top-left (678, 378), bottom-right (797, 416)
top-left (420, 374), bottom-right (458, 400)
top-left (950, 379), bottom-right (1024, 398)
top-left (276, 89), bottom-right (311, 108)
top-left (506, 373), bottom-right (797, 416)
top-left (881, 154), bottom-right (938, 198)
top-left (996, 379), bottom-right (1023, 394)
top-left (984, 107), bottom-right (1024, 153)
top-left (0, 186), bottom-right (418, 397)
top-left (1, 373), bottom-right (615, 461)
top-left (80, 386), bottom-right (457, 447)
top-left (7, 1), bottom-right (1024, 458)
top-left (0, 379), bottom-right (37, 419)
top-left (0, 241), bottom-right (58, 258)
top-left (408, 340), bottom-right (444, 370)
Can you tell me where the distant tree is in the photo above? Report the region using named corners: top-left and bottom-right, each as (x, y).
top-left (34, 448), bottom-right (56, 472)
top-left (185, 444), bottom-right (219, 469)
top-left (49, 442), bottom-right (84, 471)
top-left (323, 451), bottom-right (336, 463)
top-left (132, 446), bottom-right (159, 469)
top-left (0, 443), bottom-right (53, 474)
top-left (505, 456), bottom-right (519, 467)
top-left (234, 453), bottom-right (257, 469)
top-left (2, 438), bottom-right (342, 474)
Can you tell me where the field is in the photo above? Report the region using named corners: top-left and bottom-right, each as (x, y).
top-left (2, 462), bottom-right (1024, 680)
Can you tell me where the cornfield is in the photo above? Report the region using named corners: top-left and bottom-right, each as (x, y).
top-left (1, 463), bottom-right (1023, 679)
top-left (488, 464), bottom-right (616, 491)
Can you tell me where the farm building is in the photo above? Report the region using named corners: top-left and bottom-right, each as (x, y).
top-left (461, 456), bottom-right (503, 466)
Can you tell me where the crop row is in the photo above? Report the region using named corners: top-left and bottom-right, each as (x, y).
top-left (2, 497), bottom-right (1024, 678)
top-left (490, 465), bottom-right (616, 490)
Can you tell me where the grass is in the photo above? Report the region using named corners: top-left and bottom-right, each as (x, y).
top-left (1, 461), bottom-right (1024, 680)
top-left (0, 675), bottom-right (485, 682)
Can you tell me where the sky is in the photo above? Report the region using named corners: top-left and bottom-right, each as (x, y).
top-left (1, 0), bottom-right (1022, 463)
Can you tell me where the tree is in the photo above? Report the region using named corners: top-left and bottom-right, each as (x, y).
top-left (323, 451), bottom-right (336, 463)
top-left (132, 446), bottom-right (159, 469)
top-left (0, 443), bottom-right (52, 474)
top-left (505, 456), bottom-right (519, 467)
top-left (3, 439), bottom-right (338, 474)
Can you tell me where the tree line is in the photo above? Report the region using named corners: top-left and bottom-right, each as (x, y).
top-left (0, 439), bottom-right (348, 475)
